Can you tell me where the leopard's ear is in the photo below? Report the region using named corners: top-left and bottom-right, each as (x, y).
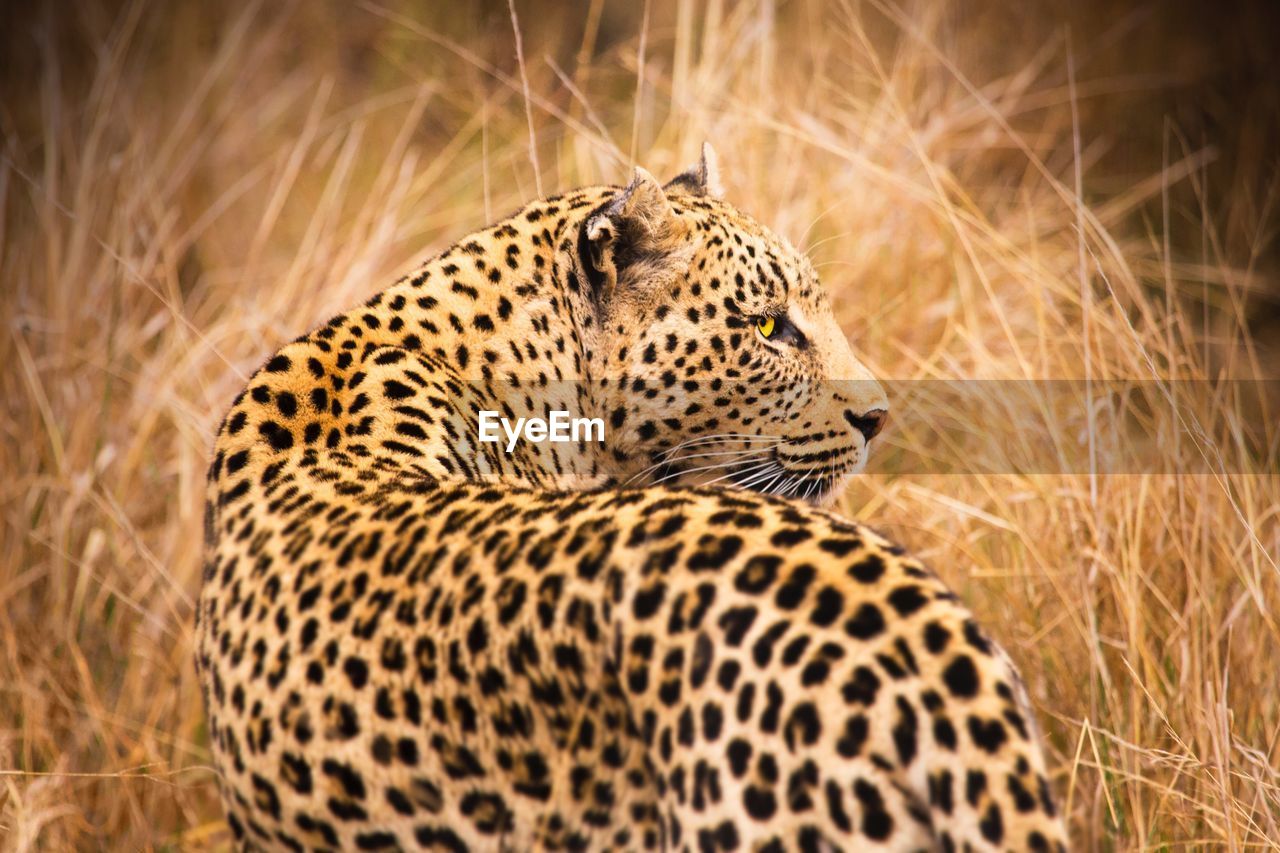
top-left (664, 142), bottom-right (723, 198)
top-left (581, 167), bottom-right (692, 304)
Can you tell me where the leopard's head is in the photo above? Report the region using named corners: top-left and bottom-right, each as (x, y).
top-left (574, 145), bottom-right (887, 505)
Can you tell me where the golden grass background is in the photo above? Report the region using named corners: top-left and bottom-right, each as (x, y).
top-left (2, 0), bottom-right (1278, 848)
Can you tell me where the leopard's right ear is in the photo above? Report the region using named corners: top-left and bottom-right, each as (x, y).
top-left (664, 142), bottom-right (724, 199)
top-left (580, 167), bottom-right (692, 305)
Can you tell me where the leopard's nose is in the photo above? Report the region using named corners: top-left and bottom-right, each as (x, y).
top-left (845, 408), bottom-right (888, 442)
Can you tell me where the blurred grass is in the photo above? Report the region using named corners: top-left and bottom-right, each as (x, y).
top-left (2, 0), bottom-right (1278, 849)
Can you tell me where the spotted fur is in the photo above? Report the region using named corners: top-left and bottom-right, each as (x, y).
top-left (196, 148), bottom-right (1067, 851)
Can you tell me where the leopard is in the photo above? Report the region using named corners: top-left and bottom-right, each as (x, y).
top-left (195, 144), bottom-right (1068, 851)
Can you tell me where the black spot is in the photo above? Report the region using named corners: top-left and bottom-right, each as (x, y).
top-left (781, 635), bottom-right (810, 666)
top-left (759, 681), bottom-right (784, 734)
top-left (717, 659), bottom-right (741, 691)
top-left (853, 779), bottom-right (894, 840)
top-left (258, 420), bottom-right (293, 451)
top-left (800, 658), bottom-right (830, 686)
top-left (923, 621), bottom-right (951, 654)
top-left (846, 553), bottom-right (885, 583)
top-left (264, 354), bottom-right (292, 373)
top-left (702, 702), bottom-right (724, 741)
top-left (343, 657), bottom-right (369, 689)
top-left (825, 779), bottom-right (852, 832)
top-left (689, 633), bottom-right (714, 687)
top-left (322, 758), bottom-right (367, 799)
top-left (964, 620), bottom-right (993, 654)
top-left (726, 738), bottom-right (752, 777)
top-left (819, 537), bottom-right (861, 557)
top-left (414, 826), bottom-right (467, 852)
top-left (836, 714), bottom-right (868, 757)
top-left (876, 651), bottom-right (907, 681)
top-left (841, 665), bottom-right (881, 705)
top-left (980, 804), bottom-right (1004, 844)
top-left (968, 716), bottom-right (1009, 754)
top-left (734, 682), bottom-right (757, 724)
top-left (929, 770), bottom-right (955, 814)
top-left (784, 702), bottom-right (821, 749)
top-left (276, 391), bottom-right (297, 417)
top-left (633, 584), bottom-right (665, 619)
top-left (1003, 708), bottom-right (1030, 740)
top-left (1039, 775), bottom-right (1058, 817)
top-left (467, 618), bottom-right (489, 655)
top-left (743, 785), bottom-right (777, 820)
top-left (887, 585), bottom-right (928, 617)
top-left (371, 736), bottom-right (393, 765)
top-left (383, 379), bottom-right (414, 400)
top-left (326, 701), bottom-right (360, 740)
top-left (734, 555), bottom-right (782, 594)
top-left (774, 564), bottom-right (816, 609)
top-left (251, 773), bottom-right (281, 819)
top-left (892, 696), bottom-right (918, 765)
top-left (718, 606), bottom-right (758, 646)
top-left (689, 535), bottom-right (743, 571)
top-left (1007, 774), bottom-right (1038, 813)
top-left (355, 832), bottom-right (398, 850)
top-left (843, 603), bottom-right (885, 640)
top-left (943, 655), bottom-right (980, 698)
top-left (934, 717), bottom-right (958, 750)
top-left (770, 528), bottom-right (811, 547)
top-left (751, 621), bottom-right (790, 667)
top-left (226, 450), bottom-right (249, 473)
top-left (280, 753), bottom-right (313, 794)
top-left (966, 769), bottom-right (988, 806)
top-left (294, 813), bottom-right (338, 846)
top-left (809, 586), bottom-right (843, 627)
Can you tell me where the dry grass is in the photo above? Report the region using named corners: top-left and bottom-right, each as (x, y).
top-left (2, 1), bottom-right (1278, 849)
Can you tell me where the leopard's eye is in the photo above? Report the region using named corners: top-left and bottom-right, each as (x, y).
top-left (753, 313), bottom-right (809, 349)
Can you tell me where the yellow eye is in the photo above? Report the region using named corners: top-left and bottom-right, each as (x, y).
top-left (757, 316), bottom-right (776, 338)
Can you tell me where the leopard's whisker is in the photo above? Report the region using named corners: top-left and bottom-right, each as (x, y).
top-left (625, 445), bottom-right (776, 486)
top-left (622, 433), bottom-right (789, 486)
top-left (792, 469), bottom-right (813, 498)
top-left (733, 462), bottom-right (784, 491)
top-left (651, 433), bottom-right (784, 450)
top-left (760, 469), bottom-right (788, 496)
top-left (803, 475), bottom-right (819, 501)
top-left (650, 434), bottom-right (784, 460)
top-left (661, 446), bottom-right (783, 464)
top-left (700, 458), bottom-right (780, 488)
top-left (817, 456), bottom-right (838, 500)
top-left (651, 452), bottom-right (774, 484)
top-left (784, 475), bottom-right (805, 499)
top-left (649, 452), bottom-right (776, 486)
